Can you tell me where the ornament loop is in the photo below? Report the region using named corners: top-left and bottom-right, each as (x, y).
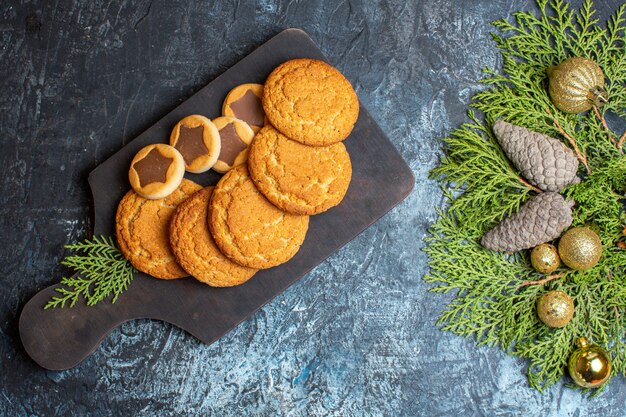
top-left (575, 337), bottom-right (588, 348)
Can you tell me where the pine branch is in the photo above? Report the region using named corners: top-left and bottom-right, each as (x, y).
top-left (520, 272), bottom-right (566, 287)
top-left (546, 108), bottom-right (590, 173)
top-left (425, 0), bottom-right (626, 393)
top-left (45, 235), bottom-right (136, 309)
top-left (592, 106), bottom-right (617, 148)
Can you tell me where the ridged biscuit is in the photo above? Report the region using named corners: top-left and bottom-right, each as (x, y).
top-left (169, 187), bottom-right (258, 287)
top-left (116, 179), bottom-right (202, 279)
top-left (222, 83), bottom-right (266, 133)
top-left (248, 125), bottom-right (352, 215)
top-left (170, 115), bottom-right (221, 173)
top-left (208, 165), bottom-right (309, 269)
top-left (212, 116), bottom-right (255, 174)
top-left (128, 144), bottom-right (185, 200)
top-left (263, 58), bottom-right (359, 146)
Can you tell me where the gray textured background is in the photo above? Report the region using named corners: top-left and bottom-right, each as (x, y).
top-left (2, 0), bottom-right (625, 415)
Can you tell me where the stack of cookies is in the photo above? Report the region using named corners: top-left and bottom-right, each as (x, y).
top-left (116, 58), bottom-right (359, 287)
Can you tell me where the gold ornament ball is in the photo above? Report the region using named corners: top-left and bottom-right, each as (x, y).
top-left (530, 244), bottom-right (560, 274)
top-left (536, 290), bottom-right (574, 328)
top-left (547, 57), bottom-right (608, 114)
top-left (568, 337), bottom-right (612, 388)
top-left (558, 227), bottom-right (602, 270)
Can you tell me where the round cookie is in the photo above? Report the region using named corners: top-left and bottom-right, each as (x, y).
top-left (212, 116), bottom-right (255, 173)
top-left (208, 165), bottom-right (309, 269)
top-left (170, 115), bottom-right (221, 173)
top-left (116, 179), bottom-right (203, 279)
top-left (248, 125), bottom-right (352, 215)
top-left (222, 83), bottom-right (266, 132)
top-left (128, 144), bottom-right (185, 200)
top-left (263, 58), bottom-right (359, 146)
top-left (169, 187), bottom-right (258, 287)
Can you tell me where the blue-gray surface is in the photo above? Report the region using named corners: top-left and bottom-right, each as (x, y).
top-left (2, 0), bottom-right (625, 415)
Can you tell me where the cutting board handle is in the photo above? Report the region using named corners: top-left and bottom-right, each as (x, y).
top-left (18, 273), bottom-right (226, 370)
top-left (19, 276), bottom-right (145, 370)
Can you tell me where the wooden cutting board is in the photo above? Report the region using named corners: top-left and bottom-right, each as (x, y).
top-left (19, 29), bottom-right (415, 370)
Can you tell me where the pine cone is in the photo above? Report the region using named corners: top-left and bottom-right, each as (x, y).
top-left (493, 120), bottom-right (580, 192)
top-left (481, 192), bottom-right (574, 252)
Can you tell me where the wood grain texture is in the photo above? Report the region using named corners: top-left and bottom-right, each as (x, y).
top-left (19, 29), bottom-right (415, 371)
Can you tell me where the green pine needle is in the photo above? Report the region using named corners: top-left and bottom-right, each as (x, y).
top-left (45, 235), bottom-right (136, 309)
top-left (425, 0), bottom-right (626, 392)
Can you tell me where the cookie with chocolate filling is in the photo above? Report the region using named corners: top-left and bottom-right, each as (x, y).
top-left (208, 165), bottom-right (309, 269)
top-left (263, 59), bottom-right (359, 146)
top-left (248, 125), bottom-right (352, 215)
top-left (116, 179), bottom-right (202, 279)
top-left (222, 83), bottom-right (266, 132)
top-left (128, 144), bottom-right (185, 200)
top-left (212, 116), bottom-right (255, 173)
top-left (169, 186), bottom-right (258, 287)
top-left (170, 115), bottom-right (221, 173)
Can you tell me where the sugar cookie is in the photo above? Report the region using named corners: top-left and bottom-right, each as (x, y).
top-left (263, 59), bottom-right (359, 146)
top-left (116, 179), bottom-right (202, 279)
top-left (169, 187), bottom-right (258, 287)
top-left (248, 125), bottom-right (352, 215)
top-left (208, 165), bottom-right (309, 269)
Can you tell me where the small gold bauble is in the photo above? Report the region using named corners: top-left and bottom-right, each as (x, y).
top-left (558, 227), bottom-right (602, 270)
top-left (536, 290), bottom-right (574, 328)
top-left (530, 243), bottom-right (560, 274)
top-left (568, 337), bottom-right (612, 388)
top-left (547, 57), bottom-right (608, 114)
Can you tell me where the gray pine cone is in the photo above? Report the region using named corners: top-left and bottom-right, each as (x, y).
top-left (493, 120), bottom-right (580, 192)
top-left (481, 192), bottom-right (574, 252)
